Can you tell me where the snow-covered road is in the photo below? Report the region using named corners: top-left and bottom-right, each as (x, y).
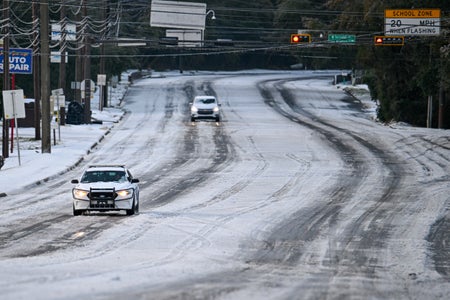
top-left (0, 71), bottom-right (449, 299)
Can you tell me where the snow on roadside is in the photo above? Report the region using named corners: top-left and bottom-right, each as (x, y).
top-left (0, 70), bottom-right (444, 196)
top-left (0, 77), bottom-right (130, 195)
top-left (340, 84), bottom-right (378, 120)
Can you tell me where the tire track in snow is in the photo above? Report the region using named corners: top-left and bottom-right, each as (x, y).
top-left (0, 81), bottom-right (197, 258)
top-left (241, 78), bottom-right (413, 298)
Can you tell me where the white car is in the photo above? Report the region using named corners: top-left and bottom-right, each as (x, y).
top-left (190, 95), bottom-right (221, 122)
top-left (71, 165), bottom-right (140, 216)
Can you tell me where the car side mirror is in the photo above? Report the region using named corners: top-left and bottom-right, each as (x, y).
top-left (131, 178), bottom-right (140, 183)
top-left (71, 179), bottom-right (79, 184)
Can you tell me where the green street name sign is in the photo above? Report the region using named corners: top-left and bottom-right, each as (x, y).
top-left (328, 34), bottom-right (356, 43)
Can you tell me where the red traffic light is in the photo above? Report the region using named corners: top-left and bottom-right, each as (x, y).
top-left (291, 34), bottom-right (311, 44)
top-left (374, 36), bottom-right (404, 46)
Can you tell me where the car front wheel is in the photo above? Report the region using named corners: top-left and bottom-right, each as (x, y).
top-left (126, 199), bottom-right (137, 216)
top-left (73, 204), bottom-right (83, 216)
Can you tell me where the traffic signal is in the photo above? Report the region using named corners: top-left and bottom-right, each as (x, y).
top-left (291, 34), bottom-right (311, 44)
top-left (374, 36), bottom-right (404, 46)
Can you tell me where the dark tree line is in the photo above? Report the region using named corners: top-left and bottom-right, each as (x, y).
top-left (4, 0), bottom-right (449, 128)
top-left (136, 0), bottom-right (450, 128)
top-left (324, 0), bottom-right (449, 128)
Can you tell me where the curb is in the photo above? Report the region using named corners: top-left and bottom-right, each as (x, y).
top-left (5, 110), bottom-right (128, 196)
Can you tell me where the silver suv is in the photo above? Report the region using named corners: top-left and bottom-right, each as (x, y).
top-left (71, 165), bottom-right (140, 216)
top-left (190, 95), bottom-right (221, 122)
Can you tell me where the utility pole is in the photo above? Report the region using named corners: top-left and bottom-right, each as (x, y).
top-left (2, 0), bottom-right (10, 158)
top-left (99, 0), bottom-right (107, 108)
top-left (75, 1), bottom-right (82, 103)
top-left (40, 0), bottom-right (51, 153)
top-left (33, 1), bottom-right (41, 140)
top-left (59, 0), bottom-right (66, 92)
top-left (83, 0), bottom-right (91, 124)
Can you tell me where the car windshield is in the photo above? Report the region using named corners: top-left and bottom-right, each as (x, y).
top-left (196, 98), bottom-right (216, 104)
top-left (80, 171), bottom-right (127, 183)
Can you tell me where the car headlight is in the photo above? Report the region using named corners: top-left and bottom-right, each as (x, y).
top-left (73, 188), bottom-right (89, 200)
top-left (116, 188), bottom-right (134, 200)
top-left (191, 106), bottom-right (198, 113)
top-left (213, 106), bottom-right (219, 112)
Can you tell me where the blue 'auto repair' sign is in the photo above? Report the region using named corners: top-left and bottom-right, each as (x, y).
top-left (0, 48), bottom-right (33, 74)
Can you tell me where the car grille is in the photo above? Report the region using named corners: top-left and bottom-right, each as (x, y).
top-left (198, 109), bottom-right (213, 115)
top-left (89, 188), bottom-right (116, 209)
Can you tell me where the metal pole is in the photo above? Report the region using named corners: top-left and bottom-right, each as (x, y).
top-left (11, 92), bottom-right (21, 166)
top-left (14, 115), bottom-right (19, 165)
top-left (438, 81), bottom-right (444, 129)
top-left (427, 95), bottom-right (433, 128)
top-left (99, 85), bottom-right (103, 111)
top-left (10, 74), bottom-right (15, 153)
top-left (106, 80), bottom-right (112, 107)
top-left (57, 94), bottom-right (61, 141)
